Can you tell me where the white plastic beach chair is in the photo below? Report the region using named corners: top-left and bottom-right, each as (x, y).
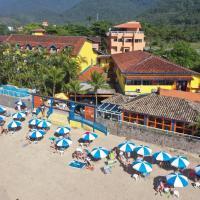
top-left (193, 182), bottom-right (200, 188)
top-left (131, 174), bottom-right (138, 181)
top-left (103, 165), bottom-right (111, 174)
top-left (173, 190), bottom-right (180, 198)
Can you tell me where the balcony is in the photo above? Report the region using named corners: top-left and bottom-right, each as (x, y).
top-left (109, 31), bottom-right (144, 34)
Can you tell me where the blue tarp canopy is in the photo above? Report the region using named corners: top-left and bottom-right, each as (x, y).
top-left (97, 103), bottom-right (121, 115)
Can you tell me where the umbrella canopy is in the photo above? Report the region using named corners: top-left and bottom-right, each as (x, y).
top-left (0, 115), bottom-right (6, 121)
top-left (29, 129), bottom-right (45, 139)
top-left (153, 151), bottom-right (172, 162)
top-left (90, 147), bottom-right (109, 159)
top-left (0, 106), bottom-right (6, 114)
top-left (194, 165), bottom-right (200, 176)
top-left (82, 131), bottom-right (98, 141)
top-left (118, 141), bottom-right (136, 152)
top-left (56, 138), bottom-right (72, 148)
top-left (28, 118), bottom-right (41, 126)
top-left (132, 160), bottom-right (152, 173)
top-left (166, 173), bottom-right (188, 188)
top-left (37, 120), bottom-right (51, 128)
top-left (170, 156), bottom-right (189, 169)
top-left (15, 100), bottom-right (26, 107)
top-left (134, 145), bottom-right (152, 156)
top-left (12, 112), bottom-right (26, 120)
top-left (55, 127), bottom-right (70, 135)
top-left (8, 120), bottom-right (22, 129)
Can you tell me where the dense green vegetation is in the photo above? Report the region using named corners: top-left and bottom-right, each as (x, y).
top-left (0, 44), bottom-right (81, 96)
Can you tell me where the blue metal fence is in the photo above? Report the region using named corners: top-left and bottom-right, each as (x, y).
top-left (69, 114), bottom-right (108, 135)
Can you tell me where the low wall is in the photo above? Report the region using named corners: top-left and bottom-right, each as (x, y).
top-left (97, 117), bottom-right (200, 155)
top-left (0, 95), bottom-right (32, 109)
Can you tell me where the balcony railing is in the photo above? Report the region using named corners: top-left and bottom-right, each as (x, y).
top-left (109, 31), bottom-right (144, 34)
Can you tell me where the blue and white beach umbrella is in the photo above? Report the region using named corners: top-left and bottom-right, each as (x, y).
top-left (166, 173), bottom-right (188, 188)
top-left (82, 131), bottom-right (98, 141)
top-left (91, 147), bottom-right (109, 159)
top-left (118, 141), bottom-right (136, 152)
top-left (153, 151), bottom-right (172, 162)
top-left (0, 106), bottom-right (6, 114)
top-left (12, 112), bottom-right (26, 120)
top-left (15, 100), bottom-right (26, 107)
top-left (37, 120), bottom-right (51, 128)
top-left (8, 120), bottom-right (22, 129)
top-left (29, 129), bottom-right (45, 139)
top-left (28, 118), bottom-right (41, 126)
top-left (134, 145), bottom-right (152, 156)
top-left (0, 115), bottom-right (5, 121)
top-left (56, 138), bottom-right (72, 148)
top-left (194, 165), bottom-right (200, 176)
top-left (170, 156), bottom-right (190, 169)
top-left (56, 127), bottom-right (70, 135)
top-left (132, 160), bottom-right (152, 173)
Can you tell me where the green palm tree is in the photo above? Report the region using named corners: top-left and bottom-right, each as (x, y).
top-left (47, 66), bottom-right (65, 97)
top-left (89, 71), bottom-right (108, 106)
top-left (66, 80), bottom-right (85, 102)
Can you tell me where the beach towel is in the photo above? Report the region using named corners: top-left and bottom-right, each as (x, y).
top-left (68, 160), bottom-right (86, 169)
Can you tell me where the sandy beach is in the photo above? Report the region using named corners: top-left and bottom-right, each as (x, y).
top-left (0, 108), bottom-right (199, 200)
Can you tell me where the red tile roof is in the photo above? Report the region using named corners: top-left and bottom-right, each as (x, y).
top-left (0, 34), bottom-right (87, 56)
top-left (0, 36), bottom-right (8, 42)
top-left (79, 66), bottom-right (104, 82)
top-left (114, 21), bottom-right (142, 29)
top-left (112, 51), bottom-right (199, 75)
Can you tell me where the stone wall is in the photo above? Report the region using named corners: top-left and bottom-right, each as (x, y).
top-left (97, 117), bottom-right (200, 155)
top-left (0, 95), bottom-right (32, 109)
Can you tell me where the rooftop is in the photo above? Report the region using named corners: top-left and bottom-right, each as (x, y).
top-left (114, 21), bottom-right (142, 29)
top-left (121, 94), bottom-right (200, 123)
top-left (79, 66), bottom-right (104, 82)
top-left (112, 51), bottom-right (199, 75)
top-left (0, 34), bottom-right (88, 56)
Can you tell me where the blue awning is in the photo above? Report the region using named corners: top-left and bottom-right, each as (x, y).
top-left (98, 103), bottom-right (121, 115)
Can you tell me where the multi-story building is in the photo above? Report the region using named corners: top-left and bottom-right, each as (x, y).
top-left (107, 21), bottom-right (145, 54)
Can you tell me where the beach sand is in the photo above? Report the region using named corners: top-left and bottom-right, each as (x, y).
top-left (0, 108), bottom-right (199, 200)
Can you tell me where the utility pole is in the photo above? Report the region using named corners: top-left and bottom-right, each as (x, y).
top-left (96, 13), bottom-right (99, 21)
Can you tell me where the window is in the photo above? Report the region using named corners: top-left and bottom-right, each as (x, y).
top-left (112, 47), bottom-right (117, 52)
top-left (126, 80), bottom-right (141, 85)
top-left (125, 38), bottom-right (133, 42)
top-left (113, 38), bottom-right (117, 42)
top-left (158, 80), bottom-right (174, 85)
top-left (135, 39), bottom-right (142, 43)
top-left (118, 38), bottom-right (123, 42)
top-left (124, 48), bottom-right (130, 52)
top-left (143, 80), bottom-right (152, 85)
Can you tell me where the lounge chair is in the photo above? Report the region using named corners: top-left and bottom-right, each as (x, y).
top-left (172, 190), bottom-right (180, 198)
top-left (103, 165), bottom-right (112, 174)
top-left (131, 174), bottom-right (139, 181)
top-left (193, 182), bottom-right (200, 188)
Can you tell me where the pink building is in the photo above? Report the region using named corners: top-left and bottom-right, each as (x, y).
top-left (107, 21), bottom-right (145, 54)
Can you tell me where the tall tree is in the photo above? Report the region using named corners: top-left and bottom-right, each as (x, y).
top-left (66, 80), bottom-right (84, 102)
top-left (89, 71), bottom-right (108, 106)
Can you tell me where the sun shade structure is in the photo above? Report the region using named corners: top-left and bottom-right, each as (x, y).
top-left (82, 131), bottom-right (98, 141)
top-left (194, 165), bottom-right (200, 176)
top-left (8, 120), bottom-right (22, 129)
top-left (90, 147), bottom-right (109, 159)
top-left (56, 127), bottom-right (70, 135)
top-left (118, 141), bottom-right (136, 152)
top-left (170, 156), bottom-right (189, 169)
top-left (0, 106), bottom-right (6, 114)
top-left (56, 138), bottom-right (72, 148)
top-left (12, 112), bottom-right (26, 120)
top-left (132, 160), bottom-right (152, 173)
top-left (0, 115), bottom-right (5, 121)
top-left (134, 145), bottom-right (152, 156)
top-left (153, 151), bottom-right (172, 162)
top-left (166, 173), bottom-right (188, 188)
top-left (29, 130), bottom-right (45, 139)
top-left (28, 118), bottom-right (41, 126)
top-left (37, 120), bottom-right (51, 128)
